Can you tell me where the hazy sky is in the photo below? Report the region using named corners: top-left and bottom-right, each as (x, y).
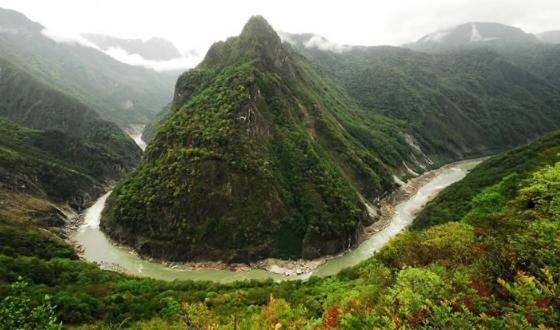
top-left (1, 0), bottom-right (559, 54)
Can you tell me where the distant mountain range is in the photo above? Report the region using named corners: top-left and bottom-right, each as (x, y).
top-left (284, 25), bottom-right (560, 159)
top-left (81, 33), bottom-right (201, 71)
top-left (411, 22), bottom-right (539, 48)
top-left (538, 30), bottom-right (560, 44)
top-left (0, 8), bottom-right (176, 126)
top-left (81, 34), bottom-right (184, 61)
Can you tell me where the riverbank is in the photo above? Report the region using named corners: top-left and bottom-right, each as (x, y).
top-left (69, 158), bottom-right (483, 279)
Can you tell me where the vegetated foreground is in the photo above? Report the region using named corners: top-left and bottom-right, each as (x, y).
top-left (1, 10), bottom-right (560, 329)
top-left (2, 131), bottom-right (559, 329)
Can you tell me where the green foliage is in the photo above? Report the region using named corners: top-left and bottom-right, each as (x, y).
top-left (295, 43), bottom-right (560, 161)
top-left (1, 131), bottom-right (558, 329)
top-left (0, 279), bottom-right (62, 330)
top-left (415, 131), bottom-right (560, 228)
top-left (389, 267), bottom-right (445, 316)
top-left (102, 17), bottom-right (413, 262)
top-left (0, 220), bottom-right (76, 260)
top-left (0, 8), bottom-right (174, 125)
top-left (518, 162), bottom-right (560, 218)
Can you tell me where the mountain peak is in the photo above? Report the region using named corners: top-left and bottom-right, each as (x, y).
top-left (415, 22), bottom-right (538, 46)
top-left (0, 7), bottom-right (43, 33)
top-left (239, 16), bottom-right (278, 40)
top-left (238, 15), bottom-right (284, 57)
top-left (201, 16), bottom-right (293, 74)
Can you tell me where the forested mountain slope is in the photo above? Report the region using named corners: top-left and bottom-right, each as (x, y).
top-left (409, 22), bottom-right (560, 93)
top-left (0, 8), bottom-right (176, 125)
top-left (415, 131), bottom-right (560, 229)
top-left (101, 16), bottom-right (427, 263)
top-left (2, 131), bottom-right (559, 330)
top-left (0, 117), bottom-right (104, 256)
top-left (286, 34), bottom-right (560, 161)
top-left (0, 39), bottom-right (143, 272)
top-left (0, 58), bottom-right (141, 179)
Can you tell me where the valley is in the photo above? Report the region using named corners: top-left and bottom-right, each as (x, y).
top-left (70, 152), bottom-right (481, 281)
top-left (0, 5), bottom-right (559, 329)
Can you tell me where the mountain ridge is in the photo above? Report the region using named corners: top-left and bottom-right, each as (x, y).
top-left (82, 33), bottom-right (183, 61)
top-left (101, 16), bottom-right (423, 262)
top-left (286, 31), bottom-right (560, 162)
top-left (0, 7), bottom-right (176, 126)
top-left (411, 22), bottom-right (539, 49)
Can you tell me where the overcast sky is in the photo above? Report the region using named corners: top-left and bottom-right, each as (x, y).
top-left (1, 0), bottom-right (559, 54)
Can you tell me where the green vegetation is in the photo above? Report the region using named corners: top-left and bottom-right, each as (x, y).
top-left (291, 41), bottom-right (560, 161)
top-left (0, 280), bottom-right (62, 330)
top-left (1, 12), bottom-right (560, 329)
top-left (0, 130), bottom-right (559, 329)
top-left (102, 16), bottom-right (420, 262)
top-left (141, 103), bottom-right (172, 144)
top-left (0, 8), bottom-right (175, 125)
top-left (0, 60), bottom-right (142, 184)
top-left (415, 131), bottom-right (560, 228)
top-left (0, 111), bottom-right (139, 261)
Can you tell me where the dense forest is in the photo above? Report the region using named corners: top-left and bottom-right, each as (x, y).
top-left (0, 8), bottom-right (175, 125)
top-left (101, 17), bottom-right (424, 263)
top-left (1, 9), bottom-right (559, 329)
top-left (286, 34), bottom-right (560, 160)
top-left (2, 130), bottom-right (559, 328)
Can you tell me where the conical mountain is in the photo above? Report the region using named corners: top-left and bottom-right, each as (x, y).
top-left (101, 16), bottom-right (419, 262)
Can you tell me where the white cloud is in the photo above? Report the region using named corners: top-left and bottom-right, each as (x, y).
top-left (279, 32), bottom-right (351, 53)
top-left (40, 28), bottom-right (100, 49)
top-left (304, 35), bottom-right (351, 53)
top-left (104, 46), bottom-right (201, 72)
top-left (40, 27), bottom-right (200, 71)
top-left (1, 0), bottom-right (559, 56)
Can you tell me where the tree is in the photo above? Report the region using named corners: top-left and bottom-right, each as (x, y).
top-left (518, 162), bottom-right (560, 219)
top-left (0, 279), bottom-right (63, 330)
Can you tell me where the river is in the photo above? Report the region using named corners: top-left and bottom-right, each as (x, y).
top-left (70, 158), bottom-right (480, 283)
top-left (124, 124), bottom-right (147, 151)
